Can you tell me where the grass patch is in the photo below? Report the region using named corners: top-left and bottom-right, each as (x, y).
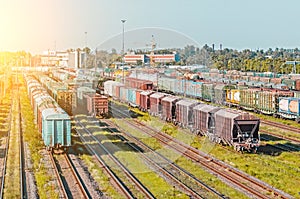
top-left (139, 115), bottom-right (300, 197)
top-left (115, 151), bottom-right (189, 199)
top-left (80, 154), bottom-right (125, 199)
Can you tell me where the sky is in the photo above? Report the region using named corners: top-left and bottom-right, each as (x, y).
top-left (1, 0), bottom-right (300, 54)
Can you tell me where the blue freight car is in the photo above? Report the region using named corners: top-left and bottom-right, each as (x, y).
top-left (42, 108), bottom-right (71, 151)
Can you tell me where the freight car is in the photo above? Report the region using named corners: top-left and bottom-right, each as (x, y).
top-left (24, 75), bottom-right (71, 152)
top-left (278, 97), bottom-right (300, 122)
top-left (104, 80), bottom-right (260, 152)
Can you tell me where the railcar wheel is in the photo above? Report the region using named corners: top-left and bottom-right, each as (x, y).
top-left (252, 147), bottom-right (257, 153)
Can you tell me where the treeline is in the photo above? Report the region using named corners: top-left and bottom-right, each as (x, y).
top-left (2, 46), bottom-right (300, 73)
top-left (177, 45), bottom-right (300, 74)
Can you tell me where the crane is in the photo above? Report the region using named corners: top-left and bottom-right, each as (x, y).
top-left (145, 35), bottom-right (157, 66)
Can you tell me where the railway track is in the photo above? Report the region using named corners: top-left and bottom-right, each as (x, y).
top-left (110, 105), bottom-right (292, 199)
top-left (0, 100), bottom-right (11, 198)
top-left (260, 129), bottom-right (300, 144)
top-left (75, 118), bottom-right (154, 199)
top-left (1, 75), bottom-right (27, 198)
top-left (261, 119), bottom-right (300, 134)
top-left (49, 151), bottom-right (91, 198)
top-left (102, 117), bottom-right (226, 199)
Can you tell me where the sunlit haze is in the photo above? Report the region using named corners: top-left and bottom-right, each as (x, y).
top-left (1, 0), bottom-right (300, 54)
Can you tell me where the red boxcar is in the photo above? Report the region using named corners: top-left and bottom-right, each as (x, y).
top-left (135, 89), bottom-right (142, 107)
top-left (85, 93), bottom-right (108, 116)
top-left (140, 90), bottom-right (155, 111)
top-left (125, 77), bottom-right (153, 90)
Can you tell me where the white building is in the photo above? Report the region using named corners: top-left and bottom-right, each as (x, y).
top-left (39, 50), bottom-right (86, 68)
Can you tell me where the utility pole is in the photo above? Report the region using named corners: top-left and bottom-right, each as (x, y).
top-left (121, 19), bottom-right (126, 84)
top-left (85, 31), bottom-right (87, 72)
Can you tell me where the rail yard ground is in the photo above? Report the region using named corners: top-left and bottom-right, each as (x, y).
top-left (0, 71), bottom-right (299, 198)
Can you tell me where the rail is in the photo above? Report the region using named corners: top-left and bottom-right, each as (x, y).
top-left (76, 119), bottom-right (155, 199)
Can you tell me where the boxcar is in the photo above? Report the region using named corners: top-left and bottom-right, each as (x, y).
top-left (174, 78), bottom-right (185, 95)
top-left (125, 77), bottom-right (153, 90)
top-left (214, 109), bottom-right (260, 152)
top-left (158, 76), bottom-right (176, 93)
top-left (104, 81), bottom-right (124, 97)
top-left (140, 90), bottom-right (155, 111)
top-left (185, 81), bottom-right (203, 99)
top-left (175, 99), bottom-right (199, 128)
top-left (127, 88), bottom-right (138, 107)
top-left (214, 84), bottom-right (235, 105)
top-left (77, 87), bottom-right (96, 100)
top-left (41, 108), bottom-right (71, 151)
top-left (161, 95), bottom-right (181, 121)
top-left (84, 93), bottom-right (108, 117)
top-left (149, 92), bottom-right (168, 116)
top-left (119, 86), bottom-right (128, 103)
top-left (202, 83), bottom-right (214, 102)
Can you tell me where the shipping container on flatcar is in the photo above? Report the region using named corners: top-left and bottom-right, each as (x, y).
top-left (278, 97), bottom-right (300, 122)
top-left (149, 92), bottom-right (168, 116)
top-left (175, 99), bottom-right (199, 128)
top-left (256, 89), bottom-right (294, 115)
top-left (161, 95), bottom-right (182, 122)
top-left (192, 104), bottom-right (220, 136)
top-left (214, 109), bottom-right (260, 152)
top-left (140, 90), bottom-right (155, 111)
top-left (111, 84), bottom-right (122, 99)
